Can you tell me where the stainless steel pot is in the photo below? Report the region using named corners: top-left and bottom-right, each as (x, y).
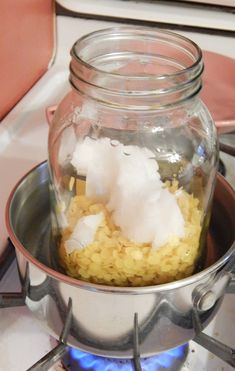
top-left (5, 161), bottom-right (235, 358)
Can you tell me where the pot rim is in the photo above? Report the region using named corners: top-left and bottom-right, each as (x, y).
top-left (5, 161), bottom-right (235, 294)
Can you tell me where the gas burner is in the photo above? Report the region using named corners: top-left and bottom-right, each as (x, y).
top-left (63, 344), bottom-right (188, 371)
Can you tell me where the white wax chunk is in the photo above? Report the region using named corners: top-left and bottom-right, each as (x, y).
top-left (65, 212), bottom-right (103, 254)
top-left (71, 137), bottom-right (185, 248)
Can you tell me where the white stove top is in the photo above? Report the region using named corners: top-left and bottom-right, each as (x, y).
top-left (0, 14), bottom-right (235, 371)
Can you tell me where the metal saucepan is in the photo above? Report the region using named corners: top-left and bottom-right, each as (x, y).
top-left (5, 161), bottom-right (235, 358)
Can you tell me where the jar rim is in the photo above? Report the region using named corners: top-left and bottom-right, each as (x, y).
top-left (70, 26), bottom-right (203, 81)
top-left (69, 26), bottom-right (204, 109)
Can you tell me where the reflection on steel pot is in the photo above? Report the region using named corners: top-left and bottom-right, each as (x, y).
top-left (5, 162), bottom-right (235, 357)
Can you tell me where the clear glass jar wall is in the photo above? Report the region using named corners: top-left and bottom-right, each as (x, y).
top-left (48, 27), bottom-right (218, 287)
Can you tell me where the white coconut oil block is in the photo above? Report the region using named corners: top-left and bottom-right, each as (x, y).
top-left (71, 137), bottom-right (185, 248)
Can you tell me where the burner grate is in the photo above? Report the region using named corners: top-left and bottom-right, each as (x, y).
top-left (26, 296), bottom-right (235, 371)
top-left (218, 158), bottom-right (226, 177)
top-left (0, 239), bottom-right (15, 280)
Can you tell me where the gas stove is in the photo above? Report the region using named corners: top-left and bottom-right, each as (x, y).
top-left (1, 254), bottom-right (235, 371)
top-left (0, 5), bottom-right (235, 371)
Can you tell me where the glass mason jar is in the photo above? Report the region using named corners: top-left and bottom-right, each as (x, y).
top-left (48, 27), bottom-right (218, 287)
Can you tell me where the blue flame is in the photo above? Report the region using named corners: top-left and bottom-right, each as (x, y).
top-left (69, 344), bottom-right (187, 371)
